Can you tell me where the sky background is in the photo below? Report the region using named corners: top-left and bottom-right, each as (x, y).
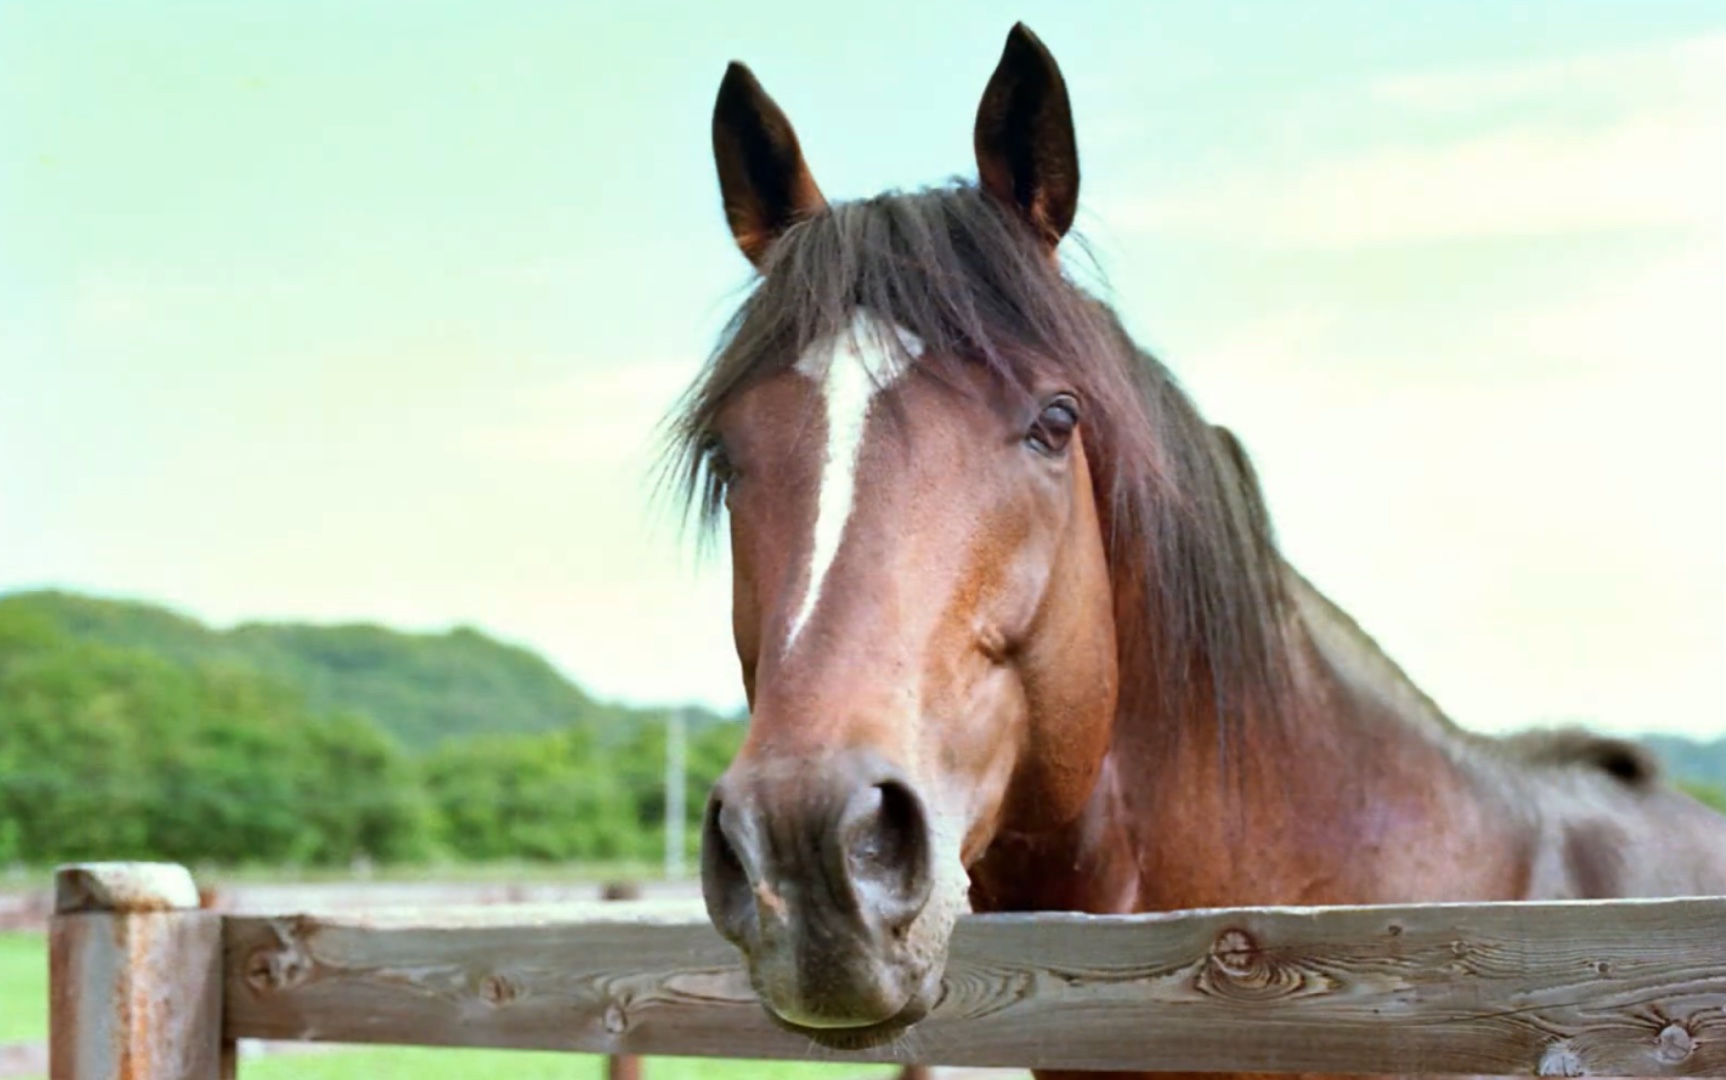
top-left (2, 1), bottom-right (1722, 737)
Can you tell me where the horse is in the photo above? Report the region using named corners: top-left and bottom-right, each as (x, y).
top-left (660, 23), bottom-right (1726, 1080)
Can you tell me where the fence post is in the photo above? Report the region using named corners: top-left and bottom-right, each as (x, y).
top-left (50, 862), bottom-right (232, 1080)
top-left (601, 880), bottom-right (643, 1080)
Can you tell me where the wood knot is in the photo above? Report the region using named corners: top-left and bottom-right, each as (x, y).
top-left (1197, 926), bottom-right (1323, 1002)
top-left (1538, 1042), bottom-right (1586, 1077)
top-left (479, 973), bottom-right (518, 1006)
top-left (244, 918), bottom-right (316, 994)
top-left (1211, 928), bottom-right (1261, 978)
top-left (243, 944), bottom-right (309, 994)
top-left (1655, 1023), bottom-right (1695, 1064)
top-left (604, 1002), bottom-right (629, 1035)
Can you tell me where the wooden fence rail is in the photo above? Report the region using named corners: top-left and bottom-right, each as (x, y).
top-left (48, 862), bottom-right (1726, 1078)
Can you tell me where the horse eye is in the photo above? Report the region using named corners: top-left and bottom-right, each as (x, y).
top-left (1026, 396), bottom-right (1079, 456)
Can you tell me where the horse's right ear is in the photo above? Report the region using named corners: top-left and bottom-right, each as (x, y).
top-left (974, 24), bottom-right (1080, 251)
top-left (712, 62), bottom-right (827, 270)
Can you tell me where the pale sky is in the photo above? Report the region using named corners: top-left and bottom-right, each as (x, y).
top-left (2, 2), bottom-right (1722, 737)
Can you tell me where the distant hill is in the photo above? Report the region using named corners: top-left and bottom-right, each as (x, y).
top-left (0, 590), bottom-right (691, 748)
top-left (1637, 733), bottom-right (1726, 794)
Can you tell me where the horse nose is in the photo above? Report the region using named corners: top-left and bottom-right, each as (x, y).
top-left (834, 774), bottom-right (935, 929)
top-left (700, 781), bottom-right (764, 945)
top-left (700, 751), bottom-right (935, 943)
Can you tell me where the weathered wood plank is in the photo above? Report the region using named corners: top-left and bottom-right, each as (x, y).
top-left (224, 895), bottom-right (1726, 1076)
top-left (51, 863), bottom-right (231, 1080)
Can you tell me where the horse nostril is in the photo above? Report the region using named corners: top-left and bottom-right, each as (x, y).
top-left (840, 778), bottom-right (933, 932)
top-left (700, 794), bottom-right (758, 944)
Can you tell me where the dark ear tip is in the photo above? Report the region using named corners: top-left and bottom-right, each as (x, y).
top-left (714, 62), bottom-right (770, 131)
top-left (718, 61), bottom-right (756, 98)
top-left (1004, 22), bottom-right (1051, 57)
top-left (718, 61), bottom-right (770, 114)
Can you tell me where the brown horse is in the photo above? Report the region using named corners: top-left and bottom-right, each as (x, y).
top-left (663, 23), bottom-right (1726, 1080)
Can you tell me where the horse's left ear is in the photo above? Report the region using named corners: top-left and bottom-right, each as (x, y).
top-left (974, 23), bottom-right (1080, 250)
top-left (712, 61), bottom-right (827, 269)
top-left (1213, 425), bottom-right (1251, 474)
top-left (1212, 424), bottom-right (1269, 498)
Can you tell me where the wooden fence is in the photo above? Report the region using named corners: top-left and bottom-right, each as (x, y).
top-left (47, 861), bottom-right (1726, 1078)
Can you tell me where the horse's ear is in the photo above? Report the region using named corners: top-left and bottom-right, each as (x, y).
top-left (1213, 425), bottom-right (1251, 474)
top-left (712, 62), bottom-right (827, 269)
top-left (1212, 424), bottom-right (1262, 486)
top-left (974, 23), bottom-right (1079, 250)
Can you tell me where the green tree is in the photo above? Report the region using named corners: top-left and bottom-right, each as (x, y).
top-left (0, 613), bottom-right (433, 867)
top-left (424, 726), bottom-right (638, 861)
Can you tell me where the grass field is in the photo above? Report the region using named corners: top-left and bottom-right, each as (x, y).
top-left (0, 930), bottom-right (899, 1080)
top-left (0, 933), bottom-right (45, 1044)
top-left (239, 1049), bottom-right (899, 1079)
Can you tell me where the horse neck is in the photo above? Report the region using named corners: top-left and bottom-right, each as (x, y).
top-left (973, 561), bottom-right (1533, 916)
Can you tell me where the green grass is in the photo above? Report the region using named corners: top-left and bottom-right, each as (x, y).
top-left (241, 1048), bottom-right (898, 1079)
top-left (0, 932), bottom-right (46, 1043)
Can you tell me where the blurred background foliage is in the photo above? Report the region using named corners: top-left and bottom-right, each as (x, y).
top-left (0, 590), bottom-right (742, 871)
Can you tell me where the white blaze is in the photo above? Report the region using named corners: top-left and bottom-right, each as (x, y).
top-left (785, 312), bottom-right (924, 648)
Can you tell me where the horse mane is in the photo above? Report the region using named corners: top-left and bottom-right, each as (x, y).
top-left (1499, 726), bottom-right (1663, 790)
top-left (662, 181), bottom-right (1296, 751)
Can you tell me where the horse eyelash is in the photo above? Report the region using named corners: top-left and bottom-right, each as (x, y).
top-left (699, 434), bottom-right (739, 495)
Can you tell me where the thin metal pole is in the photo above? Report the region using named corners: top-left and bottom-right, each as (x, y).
top-left (664, 707), bottom-right (687, 880)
